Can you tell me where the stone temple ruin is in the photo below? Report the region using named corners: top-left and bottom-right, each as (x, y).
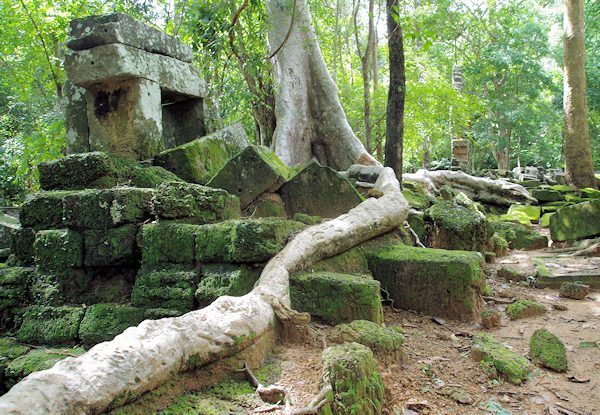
top-left (63, 13), bottom-right (206, 160)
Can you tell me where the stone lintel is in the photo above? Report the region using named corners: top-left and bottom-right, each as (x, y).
top-left (67, 13), bottom-right (193, 63)
top-left (65, 44), bottom-right (206, 98)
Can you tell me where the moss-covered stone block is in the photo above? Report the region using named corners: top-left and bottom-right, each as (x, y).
top-left (506, 299), bottom-right (547, 320)
top-left (292, 212), bottom-right (322, 225)
top-left (249, 194), bottom-right (288, 218)
top-left (290, 272), bottom-right (383, 324)
top-left (0, 267), bottom-right (34, 311)
top-left (331, 320), bottom-right (405, 363)
top-left (507, 205), bottom-right (541, 222)
top-left (152, 182), bottom-right (240, 223)
top-left (84, 224), bottom-right (139, 266)
top-left (320, 343), bottom-right (384, 415)
top-left (131, 265), bottom-right (200, 312)
top-left (424, 201), bottom-right (492, 253)
top-left (138, 223), bottom-right (197, 265)
top-left (481, 308), bottom-right (501, 330)
top-left (30, 272), bottom-right (65, 306)
top-left (79, 303), bottom-right (146, 344)
top-left (471, 333), bottom-right (531, 385)
top-left (367, 245), bottom-right (484, 321)
top-left (20, 191), bottom-right (75, 230)
top-left (540, 212), bottom-right (554, 228)
top-left (407, 210), bottom-right (426, 242)
top-left (4, 346), bottom-right (85, 389)
top-left (530, 329), bottom-right (567, 372)
top-left (550, 200), bottom-right (600, 241)
top-left (496, 265), bottom-right (527, 282)
top-left (492, 221), bottom-right (548, 250)
top-left (279, 161), bottom-right (363, 219)
top-left (195, 264), bottom-right (261, 307)
top-left (33, 229), bottom-right (83, 271)
top-left (530, 189), bottom-right (563, 203)
top-left (38, 151), bottom-right (181, 190)
top-left (17, 305), bottom-right (85, 344)
top-left (63, 187), bottom-right (154, 230)
top-left (559, 282), bottom-right (590, 300)
top-left (9, 228), bottom-right (36, 265)
top-left (154, 125), bottom-right (248, 184)
top-left (207, 145), bottom-right (292, 209)
top-left (195, 218), bottom-right (305, 263)
top-left (581, 187), bottom-right (600, 199)
top-left (403, 189), bottom-right (431, 210)
top-left (493, 212), bottom-right (532, 226)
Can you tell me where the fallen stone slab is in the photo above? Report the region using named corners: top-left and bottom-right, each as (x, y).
top-left (154, 124), bottom-right (249, 184)
top-left (290, 272), bottom-right (383, 324)
top-left (471, 333), bottom-right (531, 385)
top-left (67, 13), bottom-right (193, 62)
top-left (367, 245), bottom-right (485, 321)
top-left (207, 145), bottom-right (292, 209)
top-left (529, 188), bottom-right (562, 203)
top-left (65, 43), bottom-right (205, 97)
top-left (507, 204), bottom-right (541, 222)
top-left (131, 265), bottom-right (200, 312)
top-left (534, 256), bottom-right (600, 288)
top-left (279, 161), bottom-right (363, 218)
top-left (529, 329), bottom-right (567, 372)
top-left (550, 199), bottom-right (600, 242)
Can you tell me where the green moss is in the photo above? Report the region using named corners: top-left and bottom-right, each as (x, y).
top-left (367, 245), bottom-right (484, 321)
top-left (195, 264), bottom-right (261, 307)
top-left (492, 221), bottom-right (548, 250)
top-left (290, 272), bottom-right (383, 324)
top-left (131, 265), bottom-right (200, 312)
top-left (403, 190), bottom-right (431, 210)
top-left (130, 166), bottom-right (183, 188)
top-left (250, 196), bottom-right (287, 218)
top-left (482, 284), bottom-right (493, 297)
top-left (79, 303), bottom-right (147, 344)
top-left (0, 267), bottom-right (34, 311)
top-left (540, 213), bottom-right (554, 228)
top-left (506, 300), bottom-right (547, 320)
top-left (10, 228), bottom-right (36, 264)
top-left (550, 185), bottom-right (577, 193)
top-left (152, 182), bottom-right (241, 223)
top-left (581, 187), bottom-right (600, 199)
top-left (29, 272), bottom-right (64, 306)
top-left (20, 191), bottom-right (76, 230)
top-left (507, 205), bottom-right (541, 222)
top-left (4, 347), bottom-right (85, 389)
top-left (550, 199), bottom-right (600, 242)
top-left (331, 320), bottom-right (404, 357)
top-left (471, 333), bottom-right (530, 385)
top-left (138, 223), bottom-right (197, 265)
top-left (407, 211), bottom-right (426, 242)
top-left (154, 394), bottom-right (246, 415)
top-left (293, 212), bottom-right (322, 225)
top-left (63, 187), bottom-right (154, 230)
top-left (424, 201), bottom-right (492, 252)
top-left (84, 224), bottom-right (139, 267)
top-left (530, 329), bottom-right (567, 372)
top-left (33, 229), bottom-right (83, 271)
top-left (321, 343), bottom-right (385, 415)
top-left (492, 213), bottom-right (532, 226)
top-left (0, 337), bottom-right (30, 366)
top-left (17, 305), bottom-right (85, 345)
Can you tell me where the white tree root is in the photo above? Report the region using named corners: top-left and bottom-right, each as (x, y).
top-left (0, 168), bottom-right (407, 415)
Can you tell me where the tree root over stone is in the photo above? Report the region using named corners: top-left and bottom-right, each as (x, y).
top-left (0, 167), bottom-right (408, 415)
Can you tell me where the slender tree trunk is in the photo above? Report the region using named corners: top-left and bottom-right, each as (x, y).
top-left (353, 0), bottom-right (374, 154)
top-left (385, 0), bottom-right (405, 183)
top-left (563, 0), bottom-right (596, 188)
top-left (266, 0), bottom-right (378, 169)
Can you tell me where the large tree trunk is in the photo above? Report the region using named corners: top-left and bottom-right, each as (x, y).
top-left (385, 0), bottom-right (405, 182)
top-left (563, 0), bottom-right (596, 188)
top-left (265, 0), bottom-right (378, 170)
top-left (0, 169), bottom-right (407, 415)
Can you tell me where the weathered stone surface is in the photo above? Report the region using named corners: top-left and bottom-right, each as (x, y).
top-left (506, 299), bottom-right (547, 320)
top-left (195, 218), bottom-right (305, 263)
top-left (290, 272), bottom-right (383, 324)
top-left (4, 347), bottom-right (85, 390)
top-left (195, 264), bottom-right (261, 307)
top-left (530, 188), bottom-right (562, 203)
top-left (403, 189), bottom-right (431, 210)
top-left (0, 267), bottom-right (34, 311)
top-left (154, 124), bottom-right (249, 184)
top-left (9, 228), bottom-right (36, 264)
top-left (17, 306), bottom-right (85, 345)
top-left (279, 161), bottom-right (363, 218)
top-left (65, 43), bottom-right (205, 97)
top-left (63, 80), bottom-right (90, 154)
top-left (330, 320), bottom-right (405, 363)
top-left (249, 194), bottom-right (287, 218)
top-left (138, 223), bottom-right (197, 265)
top-left (79, 304), bottom-right (146, 344)
top-left (84, 225), bottom-right (139, 267)
top-left (38, 152), bottom-right (182, 191)
top-left (63, 187), bottom-right (154, 229)
top-left (530, 329), bottom-right (567, 372)
top-left (559, 282), bottom-right (590, 300)
top-left (152, 182), bottom-right (240, 224)
top-left (492, 221), bottom-right (548, 250)
top-left (68, 13), bottom-right (194, 62)
top-left (507, 204), bottom-right (541, 222)
top-left (131, 265), bottom-right (199, 312)
top-left (496, 265), bottom-right (528, 282)
top-left (86, 78), bottom-right (164, 160)
top-left (208, 146), bottom-right (292, 209)
top-left (471, 333), bottom-right (531, 385)
top-left (368, 245), bottom-right (484, 321)
top-left (33, 229), bottom-right (84, 271)
top-left (20, 191), bottom-right (74, 230)
top-left (550, 200), bottom-right (600, 241)
top-left (320, 343), bottom-right (384, 415)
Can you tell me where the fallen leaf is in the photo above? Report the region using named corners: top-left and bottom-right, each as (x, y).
top-left (567, 375), bottom-right (590, 383)
top-left (432, 317), bottom-right (446, 326)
